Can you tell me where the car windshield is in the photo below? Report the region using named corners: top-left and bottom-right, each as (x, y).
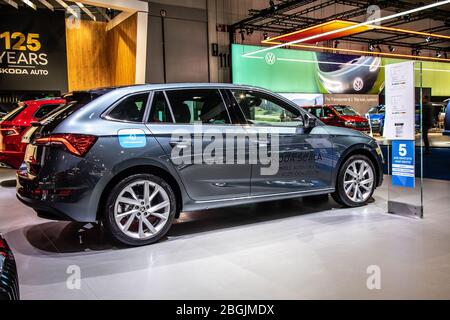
top-left (334, 105), bottom-right (359, 116)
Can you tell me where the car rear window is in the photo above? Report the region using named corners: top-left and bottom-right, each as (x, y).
top-left (2, 104), bottom-right (27, 121)
top-left (38, 91), bottom-right (108, 135)
top-left (107, 93), bottom-right (149, 123)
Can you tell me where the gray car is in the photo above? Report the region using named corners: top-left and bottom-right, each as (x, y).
top-left (17, 84), bottom-right (384, 246)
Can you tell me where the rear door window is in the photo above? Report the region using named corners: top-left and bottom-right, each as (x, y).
top-left (33, 104), bottom-right (62, 120)
top-left (107, 93), bottom-right (149, 123)
top-left (165, 89), bottom-right (230, 124)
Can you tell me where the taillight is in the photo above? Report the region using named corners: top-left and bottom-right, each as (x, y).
top-left (0, 127), bottom-right (24, 136)
top-left (34, 134), bottom-right (97, 157)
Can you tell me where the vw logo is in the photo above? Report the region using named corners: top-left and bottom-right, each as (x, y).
top-left (353, 77), bottom-right (364, 91)
top-left (265, 52), bottom-right (276, 65)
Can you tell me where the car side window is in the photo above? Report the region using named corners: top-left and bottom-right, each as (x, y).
top-left (323, 107), bottom-right (334, 118)
top-left (165, 89), bottom-right (230, 124)
top-left (107, 93), bottom-right (149, 122)
top-left (34, 104), bottom-right (61, 120)
top-left (148, 92), bottom-right (174, 123)
top-left (231, 90), bottom-right (302, 127)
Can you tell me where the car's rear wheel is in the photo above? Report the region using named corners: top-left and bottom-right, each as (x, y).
top-left (103, 173), bottom-right (176, 246)
top-left (332, 155), bottom-right (376, 207)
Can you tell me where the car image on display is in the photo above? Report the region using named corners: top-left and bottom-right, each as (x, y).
top-left (0, 98), bottom-right (65, 169)
top-left (302, 105), bottom-right (370, 132)
top-left (315, 52), bottom-right (382, 94)
top-left (16, 84), bottom-right (384, 247)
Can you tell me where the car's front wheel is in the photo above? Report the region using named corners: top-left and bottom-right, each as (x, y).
top-left (332, 155), bottom-right (376, 207)
top-left (103, 173), bottom-right (176, 246)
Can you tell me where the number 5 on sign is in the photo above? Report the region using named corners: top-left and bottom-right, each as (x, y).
top-left (399, 144), bottom-right (407, 157)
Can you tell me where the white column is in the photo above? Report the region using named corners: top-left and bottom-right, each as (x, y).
top-left (135, 11), bottom-right (148, 84)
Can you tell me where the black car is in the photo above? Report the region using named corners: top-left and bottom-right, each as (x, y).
top-left (0, 235), bottom-right (20, 300)
top-left (17, 84), bottom-right (384, 247)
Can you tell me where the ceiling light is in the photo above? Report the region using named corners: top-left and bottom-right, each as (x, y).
top-left (388, 45), bottom-right (396, 52)
top-left (21, 0), bottom-right (36, 9)
top-left (426, 36), bottom-right (433, 43)
top-left (269, 0), bottom-right (278, 11)
top-left (369, 44), bottom-right (375, 52)
top-left (436, 51), bottom-right (443, 58)
top-left (263, 32), bottom-right (269, 40)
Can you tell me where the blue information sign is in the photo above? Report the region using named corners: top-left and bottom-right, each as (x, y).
top-left (391, 140), bottom-right (415, 188)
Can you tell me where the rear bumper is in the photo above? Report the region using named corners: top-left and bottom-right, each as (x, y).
top-left (16, 173), bottom-right (96, 222)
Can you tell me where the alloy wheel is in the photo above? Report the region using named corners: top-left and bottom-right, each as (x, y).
top-left (343, 159), bottom-right (374, 203)
top-left (114, 180), bottom-right (170, 240)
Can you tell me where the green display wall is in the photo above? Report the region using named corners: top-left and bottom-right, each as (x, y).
top-left (232, 44), bottom-right (450, 97)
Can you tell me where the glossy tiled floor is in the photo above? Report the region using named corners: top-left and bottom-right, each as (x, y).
top-left (0, 168), bottom-right (449, 299)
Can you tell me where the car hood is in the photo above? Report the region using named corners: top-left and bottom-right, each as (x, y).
top-left (324, 125), bottom-right (369, 138)
top-left (339, 115), bottom-right (368, 122)
top-left (367, 114), bottom-right (384, 121)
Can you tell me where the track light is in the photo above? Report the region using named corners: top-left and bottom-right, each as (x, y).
top-left (436, 51), bottom-right (443, 58)
top-left (333, 40), bottom-right (339, 48)
top-left (369, 44), bottom-right (375, 52)
top-left (412, 47), bottom-right (421, 56)
top-left (426, 36), bottom-right (433, 43)
top-left (388, 45), bottom-right (396, 52)
top-left (263, 32), bottom-right (269, 40)
top-left (239, 29), bottom-right (245, 42)
top-left (269, 0), bottom-right (278, 11)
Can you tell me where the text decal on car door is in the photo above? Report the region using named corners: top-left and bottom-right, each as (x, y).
top-left (118, 129), bottom-right (146, 148)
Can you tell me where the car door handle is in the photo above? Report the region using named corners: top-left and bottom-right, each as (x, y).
top-left (251, 140), bottom-right (271, 147)
top-left (169, 141), bottom-right (191, 149)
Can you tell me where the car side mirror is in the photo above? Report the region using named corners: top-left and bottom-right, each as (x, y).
top-left (304, 115), bottom-right (317, 130)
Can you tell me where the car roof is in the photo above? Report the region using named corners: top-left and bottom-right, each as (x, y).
top-left (74, 83), bottom-right (268, 95)
top-left (23, 98), bottom-right (65, 105)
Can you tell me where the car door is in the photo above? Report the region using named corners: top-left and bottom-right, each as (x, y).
top-left (145, 88), bottom-right (251, 202)
top-left (229, 89), bottom-right (333, 197)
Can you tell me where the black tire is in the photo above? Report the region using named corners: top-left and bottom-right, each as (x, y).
top-left (103, 173), bottom-right (177, 246)
top-left (331, 154), bottom-right (376, 208)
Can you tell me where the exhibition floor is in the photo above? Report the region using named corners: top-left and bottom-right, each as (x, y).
top-left (0, 168), bottom-right (449, 300)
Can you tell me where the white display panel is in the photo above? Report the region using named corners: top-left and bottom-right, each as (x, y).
top-left (384, 61), bottom-right (415, 140)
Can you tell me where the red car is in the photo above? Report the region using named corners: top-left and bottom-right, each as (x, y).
top-left (0, 98), bottom-right (65, 169)
top-left (302, 105), bottom-right (370, 132)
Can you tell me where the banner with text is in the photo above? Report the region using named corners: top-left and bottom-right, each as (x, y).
top-left (0, 8), bottom-right (68, 93)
